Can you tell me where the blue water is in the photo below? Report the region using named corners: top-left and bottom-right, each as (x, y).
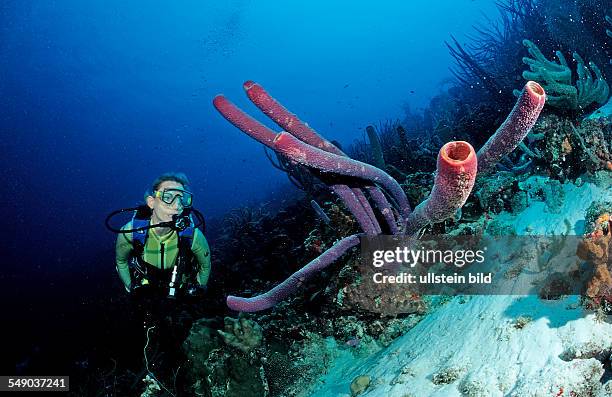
top-left (1, 0), bottom-right (499, 383)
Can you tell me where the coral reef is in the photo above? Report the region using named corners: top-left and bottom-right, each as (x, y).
top-left (542, 0), bottom-right (612, 66)
top-left (180, 304), bottom-right (426, 396)
top-left (446, 0), bottom-right (549, 103)
top-left (226, 234), bottom-right (361, 313)
top-left (473, 171), bottom-right (522, 214)
top-left (527, 114), bottom-right (612, 180)
top-left (516, 39), bottom-right (609, 111)
top-left (194, 14), bottom-right (610, 391)
top-left (212, 201), bottom-right (314, 302)
top-left (365, 125), bottom-right (386, 170)
top-left (181, 318), bottom-right (268, 397)
top-left (578, 201), bottom-right (612, 312)
top-left (72, 3), bottom-right (612, 396)
top-left (442, 0), bottom-right (612, 155)
top-left (334, 258), bottom-right (428, 316)
top-left (349, 121), bottom-right (437, 177)
top-left (217, 317), bottom-right (263, 353)
top-left (140, 375), bottom-right (161, 397)
top-left (213, 81), bottom-right (544, 312)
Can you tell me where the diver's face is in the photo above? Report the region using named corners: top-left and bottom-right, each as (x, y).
top-left (148, 180), bottom-right (185, 223)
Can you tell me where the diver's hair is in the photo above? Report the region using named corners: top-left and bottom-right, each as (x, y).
top-left (144, 172), bottom-right (191, 201)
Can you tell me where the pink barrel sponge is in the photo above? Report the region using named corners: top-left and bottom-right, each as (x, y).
top-left (404, 141), bottom-right (478, 235)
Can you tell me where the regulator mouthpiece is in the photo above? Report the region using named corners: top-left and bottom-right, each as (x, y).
top-left (171, 212), bottom-right (191, 232)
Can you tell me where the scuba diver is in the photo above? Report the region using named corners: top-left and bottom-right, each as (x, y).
top-left (106, 172), bottom-right (211, 390)
top-left (111, 172), bottom-right (210, 295)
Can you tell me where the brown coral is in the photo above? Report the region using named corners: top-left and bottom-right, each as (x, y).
top-left (577, 213), bottom-right (612, 310)
top-left (335, 258), bottom-right (426, 317)
top-left (530, 114), bottom-right (612, 180)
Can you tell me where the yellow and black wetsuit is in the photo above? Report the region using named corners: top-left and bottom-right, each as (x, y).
top-left (115, 221), bottom-right (211, 292)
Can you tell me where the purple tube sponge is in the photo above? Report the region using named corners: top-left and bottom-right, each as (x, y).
top-left (244, 80), bottom-right (343, 155)
top-left (477, 81), bottom-right (546, 173)
top-left (310, 199), bottom-right (331, 225)
top-left (213, 95), bottom-right (278, 148)
top-left (243, 81), bottom-right (388, 234)
top-left (273, 132), bottom-right (412, 221)
top-left (404, 141), bottom-right (478, 236)
top-left (215, 84), bottom-right (383, 235)
top-left (366, 186), bottom-right (398, 234)
top-left (226, 234), bottom-right (362, 312)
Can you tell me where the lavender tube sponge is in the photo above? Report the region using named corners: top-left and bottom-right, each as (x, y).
top-left (273, 132), bottom-right (412, 221)
top-left (477, 81), bottom-right (546, 173)
top-left (215, 84), bottom-right (382, 235)
top-left (226, 234), bottom-right (361, 312)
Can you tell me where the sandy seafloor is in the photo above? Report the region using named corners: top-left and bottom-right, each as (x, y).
top-left (308, 173), bottom-right (612, 397)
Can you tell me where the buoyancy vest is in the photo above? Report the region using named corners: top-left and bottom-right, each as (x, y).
top-left (129, 206), bottom-right (197, 290)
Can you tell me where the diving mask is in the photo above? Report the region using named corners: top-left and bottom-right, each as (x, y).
top-left (154, 188), bottom-right (193, 207)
